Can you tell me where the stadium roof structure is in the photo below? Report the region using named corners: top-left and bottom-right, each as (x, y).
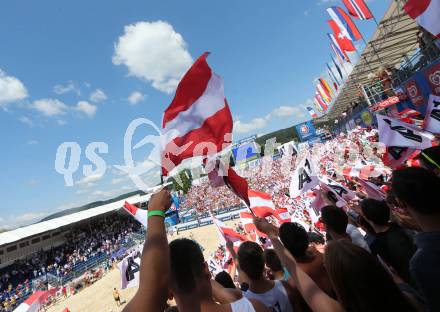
top-left (0, 194), bottom-right (143, 247)
top-left (316, 0), bottom-right (420, 123)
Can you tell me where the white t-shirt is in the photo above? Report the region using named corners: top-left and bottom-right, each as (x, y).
top-left (231, 297), bottom-right (256, 312)
top-left (346, 224), bottom-right (371, 252)
top-left (244, 280), bottom-right (293, 312)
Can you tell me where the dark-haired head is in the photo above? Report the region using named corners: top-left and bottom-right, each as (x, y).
top-left (325, 240), bottom-right (416, 312)
top-left (264, 249), bottom-right (283, 273)
top-left (169, 239), bottom-right (209, 296)
top-left (392, 167), bottom-right (440, 216)
top-left (214, 271), bottom-right (235, 289)
top-left (237, 241), bottom-right (265, 280)
top-left (418, 146), bottom-right (440, 173)
top-left (360, 199), bottom-right (390, 227)
top-left (279, 222), bottom-right (309, 258)
top-left (320, 205), bottom-right (348, 235)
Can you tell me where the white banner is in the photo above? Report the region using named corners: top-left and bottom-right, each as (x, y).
top-left (289, 154), bottom-right (319, 198)
top-left (424, 94), bottom-right (440, 134)
top-left (377, 114), bottom-right (434, 149)
top-left (207, 257), bottom-right (223, 275)
top-left (119, 254), bottom-right (141, 289)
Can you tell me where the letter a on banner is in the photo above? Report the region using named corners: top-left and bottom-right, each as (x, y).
top-left (289, 154), bottom-right (319, 198)
top-left (377, 115), bottom-right (434, 149)
top-left (424, 94), bottom-right (440, 134)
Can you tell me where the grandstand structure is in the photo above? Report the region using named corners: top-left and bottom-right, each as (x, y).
top-left (0, 193), bottom-right (151, 269)
top-left (316, 0), bottom-right (420, 123)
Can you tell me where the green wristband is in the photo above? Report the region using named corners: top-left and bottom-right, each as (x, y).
top-left (148, 210), bottom-right (166, 218)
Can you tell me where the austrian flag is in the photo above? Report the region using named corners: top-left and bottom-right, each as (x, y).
top-left (161, 53), bottom-right (233, 176)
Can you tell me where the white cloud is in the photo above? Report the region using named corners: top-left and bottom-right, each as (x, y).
top-left (32, 98), bottom-right (68, 116)
top-left (53, 81), bottom-right (80, 95)
top-left (19, 116), bottom-right (34, 127)
top-left (234, 104), bottom-right (308, 134)
top-left (0, 69), bottom-right (28, 106)
top-left (75, 101), bottom-right (97, 118)
top-left (91, 190), bottom-right (112, 198)
top-left (113, 21), bottom-right (193, 93)
top-left (26, 179), bottom-right (39, 187)
top-left (234, 118), bottom-right (268, 134)
top-left (128, 91), bottom-right (145, 105)
top-left (89, 89), bottom-right (107, 103)
top-left (14, 212), bottom-right (47, 223)
top-left (76, 174), bottom-right (103, 187)
top-left (111, 177), bottom-right (125, 185)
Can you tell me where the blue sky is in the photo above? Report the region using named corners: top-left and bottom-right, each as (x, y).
top-left (0, 0), bottom-right (388, 228)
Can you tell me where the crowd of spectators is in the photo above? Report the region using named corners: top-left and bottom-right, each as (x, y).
top-left (0, 215), bottom-right (141, 311)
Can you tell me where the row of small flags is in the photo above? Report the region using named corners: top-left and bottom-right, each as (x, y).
top-left (306, 0), bottom-right (439, 119)
top-left (307, 0), bottom-right (371, 119)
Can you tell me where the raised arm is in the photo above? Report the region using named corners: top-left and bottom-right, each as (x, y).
top-left (210, 279), bottom-right (242, 304)
top-left (124, 188), bottom-right (172, 312)
top-left (253, 217), bottom-right (343, 312)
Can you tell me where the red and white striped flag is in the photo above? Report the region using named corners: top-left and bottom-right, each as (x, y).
top-left (404, 0), bottom-right (440, 38)
top-left (248, 190), bottom-right (277, 218)
top-left (342, 0), bottom-right (373, 20)
top-left (161, 53), bottom-right (233, 176)
top-left (123, 201), bottom-right (148, 228)
top-left (239, 211), bottom-right (267, 239)
top-left (211, 214), bottom-right (247, 244)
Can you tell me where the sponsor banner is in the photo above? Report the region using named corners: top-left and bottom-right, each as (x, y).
top-left (295, 121), bottom-right (317, 142)
top-left (405, 80), bottom-right (425, 105)
top-left (370, 96), bottom-right (400, 112)
top-left (425, 63), bottom-right (440, 96)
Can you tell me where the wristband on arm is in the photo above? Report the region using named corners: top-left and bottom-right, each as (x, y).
top-left (148, 210), bottom-right (166, 218)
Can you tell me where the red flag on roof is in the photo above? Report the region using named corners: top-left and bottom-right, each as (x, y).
top-left (123, 202), bottom-right (148, 228)
top-left (328, 20), bottom-right (356, 52)
top-left (161, 53), bottom-right (233, 176)
top-left (404, 0), bottom-right (440, 38)
top-left (342, 0), bottom-right (373, 20)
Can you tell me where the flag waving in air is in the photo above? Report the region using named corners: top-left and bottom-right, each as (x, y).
top-left (307, 107), bottom-right (318, 118)
top-left (404, 0), bottom-right (440, 38)
top-left (327, 7), bottom-right (363, 41)
top-left (328, 20), bottom-right (356, 52)
top-left (342, 0), bottom-right (373, 20)
top-left (329, 35), bottom-right (351, 63)
top-left (161, 53), bottom-right (233, 176)
top-left (123, 201), bottom-right (148, 228)
top-left (248, 190), bottom-right (277, 218)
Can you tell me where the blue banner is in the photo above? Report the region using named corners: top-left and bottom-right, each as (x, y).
top-left (295, 121), bottom-right (317, 142)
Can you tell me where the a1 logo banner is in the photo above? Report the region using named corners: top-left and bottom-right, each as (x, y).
top-left (383, 146), bottom-right (417, 169)
top-left (423, 94), bottom-right (440, 134)
top-left (289, 154), bottom-right (319, 198)
top-left (326, 179), bottom-right (356, 201)
top-left (377, 114), bottom-right (435, 149)
top-left (207, 257), bottom-right (223, 275)
top-left (119, 254), bottom-right (141, 289)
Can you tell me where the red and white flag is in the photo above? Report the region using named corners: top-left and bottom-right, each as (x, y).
top-left (423, 94), bottom-right (440, 133)
top-left (211, 214), bottom-right (247, 244)
top-left (161, 53), bottom-right (233, 176)
top-left (377, 114), bottom-right (435, 149)
top-left (404, 0), bottom-right (440, 38)
top-left (276, 208), bottom-right (291, 224)
top-left (123, 201), bottom-right (148, 228)
top-left (248, 190), bottom-right (277, 218)
top-left (328, 20), bottom-right (356, 52)
top-left (207, 159), bottom-right (250, 206)
top-left (342, 0), bottom-right (373, 20)
top-left (14, 290), bottom-right (56, 312)
top-left (239, 211), bottom-right (267, 239)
